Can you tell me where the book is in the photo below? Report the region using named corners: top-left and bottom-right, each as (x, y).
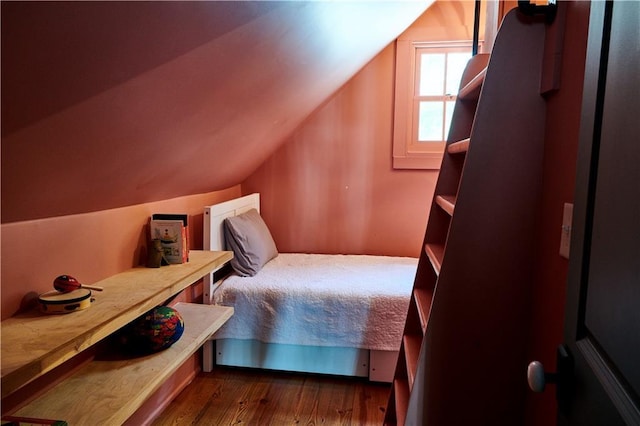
top-left (150, 217), bottom-right (188, 264)
top-left (152, 213), bottom-right (189, 263)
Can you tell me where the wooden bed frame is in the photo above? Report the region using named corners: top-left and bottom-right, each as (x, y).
top-left (201, 193), bottom-right (398, 382)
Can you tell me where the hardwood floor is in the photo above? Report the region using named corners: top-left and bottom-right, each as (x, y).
top-left (152, 366), bottom-right (391, 425)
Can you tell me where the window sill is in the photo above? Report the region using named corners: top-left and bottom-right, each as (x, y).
top-left (393, 154), bottom-right (443, 170)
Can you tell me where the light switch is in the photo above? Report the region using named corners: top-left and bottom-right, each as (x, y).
top-left (559, 203), bottom-right (573, 259)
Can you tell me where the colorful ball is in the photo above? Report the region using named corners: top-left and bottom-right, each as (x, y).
top-left (128, 306), bottom-right (184, 353)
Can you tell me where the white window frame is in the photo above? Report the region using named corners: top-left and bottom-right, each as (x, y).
top-left (393, 40), bottom-right (474, 170)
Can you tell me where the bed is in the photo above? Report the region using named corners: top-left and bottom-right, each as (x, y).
top-left (201, 193), bottom-right (417, 382)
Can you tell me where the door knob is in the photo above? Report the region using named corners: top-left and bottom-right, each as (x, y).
top-left (527, 360), bottom-right (556, 392)
top-left (526, 345), bottom-right (573, 413)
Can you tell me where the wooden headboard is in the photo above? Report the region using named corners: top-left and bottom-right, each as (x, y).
top-left (203, 193), bottom-right (260, 251)
top-left (199, 194), bottom-right (259, 369)
top-left (201, 193), bottom-right (259, 371)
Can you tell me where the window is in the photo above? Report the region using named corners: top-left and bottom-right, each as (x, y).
top-left (393, 41), bottom-right (473, 169)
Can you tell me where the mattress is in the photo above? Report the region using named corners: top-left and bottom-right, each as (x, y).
top-left (212, 253), bottom-right (417, 351)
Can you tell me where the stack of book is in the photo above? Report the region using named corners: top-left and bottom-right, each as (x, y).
top-left (149, 214), bottom-right (189, 264)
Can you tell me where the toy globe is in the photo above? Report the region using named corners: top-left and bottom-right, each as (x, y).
top-left (128, 306), bottom-right (184, 353)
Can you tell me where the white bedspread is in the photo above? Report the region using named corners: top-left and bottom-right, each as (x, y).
top-left (212, 253), bottom-right (417, 351)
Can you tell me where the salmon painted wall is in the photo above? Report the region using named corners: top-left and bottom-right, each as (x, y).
top-left (523, 2), bottom-right (591, 425)
top-left (0, 187), bottom-right (240, 321)
top-left (243, 2), bottom-right (482, 258)
top-left (1, 1), bottom-right (429, 224)
top-left (243, 43), bottom-right (433, 258)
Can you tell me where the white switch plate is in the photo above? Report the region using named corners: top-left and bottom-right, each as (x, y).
top-left (559, 203), bottom-right (573, 259)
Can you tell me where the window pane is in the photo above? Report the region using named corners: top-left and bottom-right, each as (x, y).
top-left (418, 101), bottom-right (444, 141)
top-left (419, 53), bottom-right (445, 96)
top-left (445, 52), bottom-right (472, 95)
top-left (444, 100), bottom-right (456, 140)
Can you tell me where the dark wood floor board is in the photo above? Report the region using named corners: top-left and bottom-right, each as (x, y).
top-left (152, 366), bottom-right (390, 425)
top-left (274, 379), bottom-right (315, 424)
top-left (315, 379), bottom-right (354, 425)
top-left (290, 377), bottom-right (322, 424)
top-left (352, 381), bottom-right (388, 424)
top-left (200, 369), bottom-right (264, 424)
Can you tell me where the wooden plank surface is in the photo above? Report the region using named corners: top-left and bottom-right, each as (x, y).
top-left (424, 244), bottom-right (444, 275)
top-left (152, 366), bottom-right (390, 426)
top-left (458, 67), bottom-right (487, 100)
top-left (435, 195), bottom-right (456, 216)
top-left (394, 379), bottom-right (409, 426)
top-left (447, 137), bottom-right (470, 154)
top-left (1, 250), bottom-right (233, 397)
top-left (403, 334), bottom-right (421, 389)
top-left (14, 302), bottom-right (233, 425)
top-left (414, 289), bottom-right (433, 333)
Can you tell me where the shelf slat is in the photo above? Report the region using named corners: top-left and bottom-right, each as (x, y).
top-left (1, 250), bottom-right (233, 398)
top-left (414, 289), bottom-right (433, 333)
top-left (14, 302), bottom-right (234, 425)
top-left (458, 67), bottom-right (486, 100)
top-left (403, 334), bottom-right (421, 389)
top-left (435, 195), bottom-right (456, 216)
top-left (394, 378), bottom-right (410, 426)
top-left (424, 243), bottom-right (444, 275)
top-left (448, 138), bottom-right (470, 154)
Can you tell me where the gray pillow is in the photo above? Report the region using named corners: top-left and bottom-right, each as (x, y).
top-left (223, 209), bottom-right (278, 276)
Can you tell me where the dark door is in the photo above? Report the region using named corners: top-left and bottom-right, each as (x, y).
top-left (561, 1), bottom-right (640, 424)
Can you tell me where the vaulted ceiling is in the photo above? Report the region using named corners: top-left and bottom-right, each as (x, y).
top-left (1, 1), bottom-right (431, 223)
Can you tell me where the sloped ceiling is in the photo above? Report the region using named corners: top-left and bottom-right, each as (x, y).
top-left (1, 1), bottom-right (431, 223)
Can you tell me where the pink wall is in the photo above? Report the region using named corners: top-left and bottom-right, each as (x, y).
top-left (1, 187), bottom-right (240, 321)
top-left (243, 43), bottom-right (438, 258)
top-left (524, 2), bottom-right (591, 425)
top-left (1, 2), bottom-right (427, 223)
top-left (242, 2), bottom-right (484, 258)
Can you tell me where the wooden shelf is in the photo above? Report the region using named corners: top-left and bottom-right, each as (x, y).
top-left (448, 138), bottom-right (470, 154)
top-left (1, 250), bottom-right (233, 398)
top-left (403, 334), bottom-right (421, 389)
top-left (393, 378), bottom-right (409, 426)
top-left (458, 67), bottom-right (486, 100)
top-left (13, 302), bottom-right (233, 425)
top-left (424, 243), bottom-right (444, 275)
top-left (435, 195), bottom-right (456, 216)
top-left (386, 10), bottom-right (549, 424)
top-left (414, 289), bottom-right (433, 333)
